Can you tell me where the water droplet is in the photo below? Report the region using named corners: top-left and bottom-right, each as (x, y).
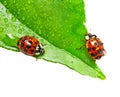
top-left (4, 18), bottom-right (8, 22)
top-left (11, 17), bottom-right (16, 22)
top-left (13, 0), bottom-right (16, 4)
top-left (6, 9), bottom-right (10, 14)
top-left (3, 1), bottom-right (7, 5)
top-left (66, 30), bottom-right (69, 33)
top-left (57, 34), bottom-right (61, 37)
top-left (11, 25), bottom-right (16, 29)
top-left (22, 17), bottom-right (25, 21)
top-left (22, 7), bottom-right (26, 11)
top-left (18, 29), bottom-right (22, 33)
top-left (43, 13), bottom-right (48, 18)
top-left (35, 14), bottom-right (38, 17)
top-left (7, 34), bottom-right (14, 39)
top-left (38, 31), bottom-right (42, 34)
top-left (40, 25), bottom-right (43, 29)
top-left (17, 9), bottom-right (20, 15)
top-left (5, 24), bottom-right (9, 27)
top-left (52, 34), bottom-right (55, 37)
top-left (69, 24), bottom-right (72, 28)
top-left (28, 1), bottom-right (31, 4)
top-left (0, 27), bottom-right (3, 32)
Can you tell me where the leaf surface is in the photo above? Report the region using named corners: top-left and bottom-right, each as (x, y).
top-left (0, 0), bottom-right (105, 79)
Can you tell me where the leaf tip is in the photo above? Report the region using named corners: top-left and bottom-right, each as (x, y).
top-left (98, 73), bottom-right (106, 80)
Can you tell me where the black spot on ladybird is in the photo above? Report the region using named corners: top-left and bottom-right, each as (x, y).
top-left (31, 49), bottom-right (34, 53)
top-left (26, 45), bottom-right (31, 49)
top-left (92, 47), bottom-right (95, 50)
top-left (88, 48), bottom-right (91, 51)
top-left (17, 42), bottom-right (19, 46)
top-left (21, 43), bottom-right (24, 47)
top-left (24, 49), bottom-right (27, 54)
top-left (29, 41), bottom-right (32, 44)
top-left (91, 53), bottom-right (96, 57)
top-left (97, 50), bottom-right (102, 54)
top-left (35, 42), bottom-right (37, 44)
top-left (95, 56), bottom-right (102, 59)
top-left (33, 46), bottom-right (36, 49)
top-left (22, 38), bottom-right (26, 42)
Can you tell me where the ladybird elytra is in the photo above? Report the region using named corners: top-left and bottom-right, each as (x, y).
top-left (17, 36), bottom-right (45, 56)
top-left (85, 33), bottom-right (106, 60)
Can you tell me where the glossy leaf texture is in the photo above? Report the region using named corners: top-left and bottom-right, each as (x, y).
top-left (0, 0), bottom-right (106, 79)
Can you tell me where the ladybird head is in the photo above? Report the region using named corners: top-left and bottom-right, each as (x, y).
top-left (85, 33), bottom-right (97, 40)
top-left (35, 44), bottom-right (45, 55)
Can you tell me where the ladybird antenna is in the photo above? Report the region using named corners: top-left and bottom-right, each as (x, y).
top-left (76, 44), bottom-right (85, 50)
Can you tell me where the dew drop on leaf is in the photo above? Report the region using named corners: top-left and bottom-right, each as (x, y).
top-left (0, 0), bottom-right (106, 79)
top-left (28, 1), bottom-right (31, 4)
top-left (0, 27), bottom-right (3, 32)
top-left (3, 0), bottom-right (7, 6)
top-left (7, 34), bottom-right (14, 39)
top-left (22, 17), bottom-right (25, 21)
top-left (40, 25), bottom-right (43, 29)
top-left (12, 17), bottom-right (16, 22)
top-left (17, 9), bottom-right (20, 15)
top-left (18, 29), bottom-right (23, 33)
top-left (5, 24), bottom-right (9, 27)
top-left (4, 18), bottom-right (8, 22)
top-left (6, 9), bottom-right (10, 14)
top-left (12, 0), bottom-right (16, 4)
top-left (38, 30), bottom-right (42, 34)
top-left (52, 34), bottom-right (55, 37)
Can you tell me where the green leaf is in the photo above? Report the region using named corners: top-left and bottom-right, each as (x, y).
top-left (0, 0), bottom-right (106, 79)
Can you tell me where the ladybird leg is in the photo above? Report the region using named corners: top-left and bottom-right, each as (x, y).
top-left (76, 44), bottom-right (85, 50)
top-left (33, 54), bottom-right (43, 61)
top-left (35, 56), bottom-right (39, 61)
top-left (34, 56), bottom-right (38, 61)
top-left (76, 38), bottom-right (86, 50)
top-left (93, 59), bottom-right (96, 62)
top-left (10, 45), bottom-right (19, 51)
top-left (40, 43), bottom-right (46, 46)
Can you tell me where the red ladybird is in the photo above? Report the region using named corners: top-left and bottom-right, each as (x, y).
top-left (17, 36), bottom-right (44, 56)
top-left (85, 33), bottom-right (106, 60)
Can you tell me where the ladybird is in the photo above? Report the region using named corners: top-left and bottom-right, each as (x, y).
top-left (17, 36), bottom-right (44, 56)
top-left (85, 33), bottom-right (106, 60)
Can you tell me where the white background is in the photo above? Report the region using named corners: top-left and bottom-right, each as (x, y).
top-left (0, 0), bottom-right (120, 97)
